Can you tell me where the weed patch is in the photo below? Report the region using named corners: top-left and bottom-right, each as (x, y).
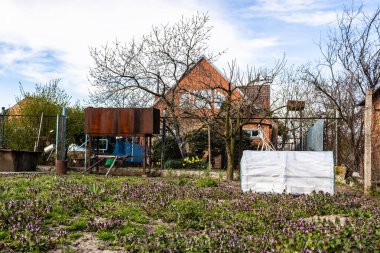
top-left (0, 173), bottom-right (378, 252)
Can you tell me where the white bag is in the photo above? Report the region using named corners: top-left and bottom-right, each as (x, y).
top-left (240, 151), bottom-right (334, 194)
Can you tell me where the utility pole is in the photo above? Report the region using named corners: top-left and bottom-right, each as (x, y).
top-left (364, 89), bottom-right (373, 193)
top-left (335, 109), bottom-right (340, 166)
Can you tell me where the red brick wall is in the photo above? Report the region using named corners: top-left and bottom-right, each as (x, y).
top-left (239, 85), bottom-right (270, 109)
top-left (243, 120), bottom-right (272, 145)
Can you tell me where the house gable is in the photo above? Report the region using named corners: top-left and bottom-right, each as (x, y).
top-left (153, 57), bottom-right (230, 112)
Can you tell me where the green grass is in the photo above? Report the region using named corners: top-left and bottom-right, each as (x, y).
top-left (66, 217), bottom-right (88, 231)
top-left (0, 173), bottom-right (378, 252)
top-left (96, 231), bottom-right (115, 241)
top-left (195, 177), bottom-right (218, 187)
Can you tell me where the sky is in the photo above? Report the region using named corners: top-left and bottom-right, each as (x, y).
top-left (0, 0), bottom-right (378, 108)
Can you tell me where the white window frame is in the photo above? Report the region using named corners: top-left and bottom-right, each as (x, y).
top-left (214, 91), bottom-right (224, 109)
top-left (244, 128), bottom-right (260, 139)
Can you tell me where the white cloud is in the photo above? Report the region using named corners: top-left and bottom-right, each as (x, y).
top-left (0, 43), bottom-right (63, 82)
top-left (0, 0), bottom-right (199, 96)
top-left (0, 0), bottom-right (285, 105)
top-left (253, 0), bottom-right (322, 12)
top-left (280, 11), bottom-right (337, 26)
top-left (247, 0), bottom-right (338, 26)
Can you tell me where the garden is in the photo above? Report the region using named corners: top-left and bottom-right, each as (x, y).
top-left (0, 173), bottom-right (379, 252)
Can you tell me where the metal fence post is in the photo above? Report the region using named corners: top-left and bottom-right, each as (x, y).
top-left (61, 107), bottom-right (67, 161)
top-left (160, 110), bottom-right (166, 171)
top-left (56, 114), bottom-right (60, 160)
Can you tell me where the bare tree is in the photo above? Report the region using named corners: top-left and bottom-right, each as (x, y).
top-left (221, 60), bottom-right (284, 180)
top-left (89, 13), bottom-right (223, 157)
top-left (272, 65), bottom-right (319, 150)
top-left (180, 58), bottom-right (284, 180)
top-left (305, 5), bottom-right (380, 175)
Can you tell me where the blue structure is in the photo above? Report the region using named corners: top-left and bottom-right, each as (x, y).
top-left (303, 119), bottom-right (325, 151)
top-left (112, 139), bottom-right (146, 163)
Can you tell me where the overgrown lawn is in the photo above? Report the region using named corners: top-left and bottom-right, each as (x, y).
top-left (0, 173), bottom-right (379, 252)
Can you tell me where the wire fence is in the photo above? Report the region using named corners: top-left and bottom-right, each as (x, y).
top-left (302, 119), bottom-right (325, 151)
top-left (0, 114), bottom-right (84, 153)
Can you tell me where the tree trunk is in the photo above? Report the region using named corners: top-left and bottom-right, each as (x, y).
top-left (208, 124), bottom-right (212, 171)
top-left (226, 138), bottom-right (234, 180)
top-left (168, 107), bottom-right (187, 158)
top-left (173, 133), bottom-right (186, 158)
top-left (225, 101), bottom-right (234, 180)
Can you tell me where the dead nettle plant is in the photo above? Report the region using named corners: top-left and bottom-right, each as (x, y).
top-left (89, 12), bottom-right (224, 157)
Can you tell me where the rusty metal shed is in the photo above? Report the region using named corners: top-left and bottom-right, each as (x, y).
top-left (84, 107), bottom-right (160, 136)
top-left (84, 107), bottom-right (161, 175)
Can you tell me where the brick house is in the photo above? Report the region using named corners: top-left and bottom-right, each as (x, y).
top-left (154, 57), bottom-right (277, 156)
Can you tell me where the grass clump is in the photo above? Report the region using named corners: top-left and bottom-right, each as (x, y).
top-left (196, 177), bottom-right (218, 187)
top-left (120, 223), bottom-right (145, 236)
top-left (66, 217), bottom-right (88, 231)
top-left (97, 231), bottom-right (115, 241)
top-left (68, 232), bottom-right (83, 240)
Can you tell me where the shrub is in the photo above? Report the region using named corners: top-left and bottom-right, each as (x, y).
top-left (186, 129), bottom-right (225, 159)
top-left (164, 160), bottom-right (183, 169)
top-left (183, 156), bottom-right (207, 170)
top-left (152, 136), bottom-right (182, 162)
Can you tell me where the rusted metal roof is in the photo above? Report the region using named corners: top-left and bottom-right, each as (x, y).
top-left (84, 108), bottom-right (160, 136)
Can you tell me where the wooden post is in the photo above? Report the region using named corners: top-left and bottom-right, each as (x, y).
top-left (364, 88), bottom-right (373, 193)
top-left (143, 136), bottom-right (147, 174)
top-left (34, 113), bottom-right (44, 152)
top-left (148, 136), bottom-right (152, 174)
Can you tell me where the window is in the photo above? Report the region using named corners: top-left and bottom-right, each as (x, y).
top-left (214, 91), bottom-right (224, 109)
top-left (250, 129), bottom-right (259, 138)
top-left (180, 92), bottom-right (191, 108)
top-left (244, 129), bottom-right (259, 139)
top-left (193, 90), bottom-right (211, 108)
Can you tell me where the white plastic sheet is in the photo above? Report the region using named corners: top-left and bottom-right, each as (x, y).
top-left (240, 151), bottom-right (334, 194)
